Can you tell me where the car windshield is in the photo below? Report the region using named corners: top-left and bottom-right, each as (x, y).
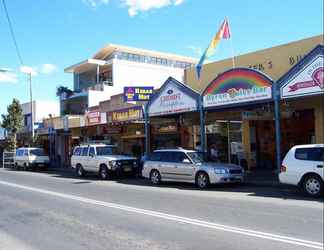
top-left (187, 152), bottom-right (205, 164)
top-left (96, 146), bottom-right (118, 156)
top-left (30, 149), bottom-right (46, 156)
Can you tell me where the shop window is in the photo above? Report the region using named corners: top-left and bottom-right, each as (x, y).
top-left (295, 147), bottom-right (324, 161)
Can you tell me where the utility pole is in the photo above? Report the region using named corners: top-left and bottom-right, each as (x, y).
top-left (29, 72), bottom-right (34, 140)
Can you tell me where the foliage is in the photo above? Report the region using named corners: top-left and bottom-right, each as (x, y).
top-left (56, 85), bottom-right (73, 97)
top-left (1, 99), bottom-right (23, 151)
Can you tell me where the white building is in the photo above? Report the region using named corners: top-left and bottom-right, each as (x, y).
top-left (63, 44), bottom-right (197, 114)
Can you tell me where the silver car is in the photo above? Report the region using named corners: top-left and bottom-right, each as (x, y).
top-left (142, 148), bottom-right (244, 189)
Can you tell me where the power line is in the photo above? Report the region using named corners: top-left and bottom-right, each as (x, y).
top-left (1, 0), bottom-right (24, 65)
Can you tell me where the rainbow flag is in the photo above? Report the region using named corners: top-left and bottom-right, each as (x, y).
top-left (196, 18), bottom-right (231, 80)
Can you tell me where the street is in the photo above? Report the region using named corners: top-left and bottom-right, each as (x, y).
top-left (0, 168), bottom-right (323, 250)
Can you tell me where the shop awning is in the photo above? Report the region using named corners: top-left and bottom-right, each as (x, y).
top-left (278, 44), bottom-right (324, 100)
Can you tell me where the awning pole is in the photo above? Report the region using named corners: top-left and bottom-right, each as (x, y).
top-left (144, 105), bottom-right (150, 156)
top-left (199, 97), bottom-right (206, 155)
top-left (274, 86), bottom-right (281, 173)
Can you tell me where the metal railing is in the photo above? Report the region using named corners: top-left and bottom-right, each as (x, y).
top-left (2, 151), bottom-right (15, 168)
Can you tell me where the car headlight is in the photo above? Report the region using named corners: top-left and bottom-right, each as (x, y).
top-left (214, 168), bottom-right (228, 174)
top-left (108, 160), bottom-right (117, 169)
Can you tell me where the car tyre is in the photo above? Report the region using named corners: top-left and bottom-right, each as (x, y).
top-left (303, 174), bottom-right (323, 197)
top-left (76, 164), bottom-right (85, 177)
top-left (99, 165), bottom-right (110, 180)
top-left (150, 170), bottom-right (161, 185)
top-left (196, 172), bottom-right (210, 189)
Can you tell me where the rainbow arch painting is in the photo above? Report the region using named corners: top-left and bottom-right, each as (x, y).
top-left (203, 68), bottom-right (273, 108)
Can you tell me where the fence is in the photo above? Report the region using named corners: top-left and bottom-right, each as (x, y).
top-left (2, 151), bottom-right (15, 168)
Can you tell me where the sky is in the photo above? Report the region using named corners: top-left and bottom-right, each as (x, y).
top-left (0, 0), bottom-right (323, 115)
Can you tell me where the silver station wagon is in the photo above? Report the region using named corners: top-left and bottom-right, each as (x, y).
top-left (142, 148), bottom-right (244, 189)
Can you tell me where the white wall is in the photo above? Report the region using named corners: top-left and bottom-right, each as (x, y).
top-left (110, 59), bottom-right (185, 98)
top-left (21, 101), bottom-right (60, 123)
top-left (88, 90), bottom-right (111, 108)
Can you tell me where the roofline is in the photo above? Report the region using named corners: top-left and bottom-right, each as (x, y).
top-left (64, 59), bottom-right (108, 73)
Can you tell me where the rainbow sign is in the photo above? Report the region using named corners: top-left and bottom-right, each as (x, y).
top-left (203, 68), bottom-right (273, 108)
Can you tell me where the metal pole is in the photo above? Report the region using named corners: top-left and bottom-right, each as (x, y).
top-left (144, 105), bottom-right (150, 156)
top-left (96, 65), bottom-right (100, 84)
top-left (199, 97), bottom-right (206, 154)
top-left (227, 120), bottom-right (231, 163)
top-left (274, 88), bottom-right (281, 173)
top-left (29, 72), bottom-right (34, 141)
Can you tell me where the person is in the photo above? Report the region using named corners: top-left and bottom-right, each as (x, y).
top-left (210, 144), bottom-right (219, 162)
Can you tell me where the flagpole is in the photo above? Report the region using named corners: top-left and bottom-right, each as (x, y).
top-left (227, 17), bottom-right (236, 69)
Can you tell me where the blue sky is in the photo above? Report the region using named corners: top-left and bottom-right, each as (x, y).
top-left (0, 0), bottom-right (323, 115)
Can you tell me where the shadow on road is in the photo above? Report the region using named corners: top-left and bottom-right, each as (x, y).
top-left (2, 167), bottom-right (324, 203)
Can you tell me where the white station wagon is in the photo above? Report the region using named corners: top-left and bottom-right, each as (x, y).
top-left (71, 144), bottom-right (138, 179)
top-left (279, 144), bottom-right (324, 197)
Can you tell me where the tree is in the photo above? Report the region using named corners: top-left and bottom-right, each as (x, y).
top-left (56, 85), bottom-right (73, 98)
top-left (1, 99), bottom-right (23, 151)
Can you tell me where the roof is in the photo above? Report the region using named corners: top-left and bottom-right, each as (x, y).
top-left (154, 148), bottom-right (196, 153)
top-left (76, 144), bottom-right (116, 147)
top-left (93, 43), bottom-right (197, 63)
top-left (293, 144), bottom-right (324, 149)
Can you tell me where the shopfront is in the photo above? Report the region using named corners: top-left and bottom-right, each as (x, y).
top-left (145, 77), bottom-right (200, 153)
top-left (277, 44), bottom-right (324, 156)
top-left (202, 68), bottom-right (275, 170)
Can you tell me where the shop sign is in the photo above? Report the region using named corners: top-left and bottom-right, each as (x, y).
top-left (203, 68), bottom-right (273, 108)
top-left (242, 111), bottom-right (273, 120)
top-left (124, 86), bottom-right (154, 102)
top-left (148, 79), bottom-right (198, 117)
top-left (281, 55), bottom-right (324, 99)
top-left (87, 110), bottom-right (100, 125)
top-left (109, 106), bottom-right (143, 123)
top-left (156, 125), bottom-right (177, 133)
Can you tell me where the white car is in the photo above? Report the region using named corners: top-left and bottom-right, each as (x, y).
top-left (70, 144), bottom-right (138, 180)
top-left (279, 144), bottom-right (324, 197)
top-left (14, 147), bottom-right (50, 171)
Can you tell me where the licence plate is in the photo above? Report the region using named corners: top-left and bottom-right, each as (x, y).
top-left (124, 166), bottom-right (132, 172)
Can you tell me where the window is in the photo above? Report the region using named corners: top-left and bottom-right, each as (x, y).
top-left (89, 147), bottom-right (95, 156)
top-left (16, 149), bottom-right (22, 156)
top-left (30, 149), bottom-right (46, 156)
top-left (295, 147), bottom-right (324, 161)
top-left (150, 152), bottom-right (163, 161)
top-left (74, 147), bottom-right (81, 156)
top-left (81, 147), bottom-right (89, 157)
top-left (170, 152), bottom-right (191, 163)
top-left (96, 146), bottom-right (118, 156)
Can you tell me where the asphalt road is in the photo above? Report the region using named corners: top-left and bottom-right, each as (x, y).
top-left (0, 168), bottom-right (323, 250)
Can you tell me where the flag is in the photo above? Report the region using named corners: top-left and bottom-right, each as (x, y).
top-left (196, 18), bottom-right (231, 80)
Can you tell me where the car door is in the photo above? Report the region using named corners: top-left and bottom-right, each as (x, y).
top-left (158, 152), bottom-right (178, 180)
top-left (168, 152), bottom-right (196, 181)
top-left (88, 147), bottom-right (98, 172)
top-left (80, 147), bottom-right (90, 170)
top-left (295, 147), bottom-right (324, 180)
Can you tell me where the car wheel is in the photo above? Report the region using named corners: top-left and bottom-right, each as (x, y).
top-left (14, 162), bottom-right (19, 170)
top-left (23, 163), bottom-right (28, 171)
top-left (303, 174), bottom-right (323, 197)
top-left (150, 170), bottom-right (161, 185)
top-left (76, 164), bottom-right (85, 177)
top-left (196, 172), bottom-right (210, 189)
top-left (99, 165), bottom-right (109, 180)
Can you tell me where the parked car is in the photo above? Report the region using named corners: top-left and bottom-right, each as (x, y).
top-left (14, 147), bottom-right (49, 171)
top-left (279, 144), bottom-right (324, 197)
top-left (142, 148), bottom-right (244, 189)
top-left (71, 144), bottom-right (138, 179)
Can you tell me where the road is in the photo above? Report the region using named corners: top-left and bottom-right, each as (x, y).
top-left (0, 168), bottom-right (323, 250)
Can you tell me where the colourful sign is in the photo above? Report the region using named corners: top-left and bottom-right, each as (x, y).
top-left (109, 106), bottom-right (143, 123)
top-left (124, 86), bottom-right (154, 102)
top-left (281, 55), bottom-right (324, 99)
top-left (87, 110), bottom-right (101, 125)
top-left (203, 68), bottom-right (273, 108)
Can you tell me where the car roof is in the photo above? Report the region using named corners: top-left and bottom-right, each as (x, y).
top-left (293, 144), bottom-right (324, 149)
top-left (76, 144), bottom-right (116, 147)
top-left (153, 148), bottom-right (196, 153)
top-left (17, 147), bottom-right (43, 150)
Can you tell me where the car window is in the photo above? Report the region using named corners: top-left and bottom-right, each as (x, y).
top-left (150, 152), bottom-right (163, 161)
top-left (295, 147), bottom-right (324, 161)
top-left (73, 147), bottom-right (81, 156)
top-left (169, 152), bottom-right (191, 163)
top-left (81, 147), bottom-right (89, 156)
top-left (30, 149), bottom-right (46, 156)
top-left (96, 146), bottom-right (118, 155)
top-left (89, 147), bottom-right (95, 156)
top-left (16, 149), bottom-right (22, 156)
top-left (24, 150), bottom-right (29, 156)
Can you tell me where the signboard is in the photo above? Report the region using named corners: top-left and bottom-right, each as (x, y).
top-left (87, 110), bottom-right (100, 125)
top-left (281, 55), bottom-right (324, 99)
top-left (124, 86), bottom-right (154, 102)
top-left (147, 78), bottom-right (199, 117)
top-left (108, 106), bottom-right (143, 123)
top-left (203, 68), bottom-right (273, 108)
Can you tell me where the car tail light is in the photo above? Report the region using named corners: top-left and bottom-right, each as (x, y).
top-left (280, 165), bottom-right (287, 172)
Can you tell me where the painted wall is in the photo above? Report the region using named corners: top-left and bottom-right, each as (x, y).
top-left (185, 35), bottom-right (323, 93)
top-left (21, 101), bottom-right (60, 123)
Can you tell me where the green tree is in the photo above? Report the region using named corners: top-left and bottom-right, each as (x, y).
top-left (1, 99), bottom-right (23, 151)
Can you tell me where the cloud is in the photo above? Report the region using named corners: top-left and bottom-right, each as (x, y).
top-left (187, 45), bottom-right (203, 58)
top-left (40, 64), bottom-right (58, 74)
top-left (82, 0), bottom-right (109, 8)
top-left (20, 66), bottom-right (38, 76)
top-left (0, 71), bottom-right (18, 83)
top-left (120, 0), bottom-right (185, 16)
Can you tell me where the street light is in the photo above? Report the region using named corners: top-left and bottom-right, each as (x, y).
top-left (0, 67), bottom-right (34, 141)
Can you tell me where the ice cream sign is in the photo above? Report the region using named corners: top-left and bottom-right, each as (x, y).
top-left (147, 78), bottom-right (199, 117)
top-left (281, 55), bottom-right (324, 99)
top-left (203, 68), bottom-right (273, 108)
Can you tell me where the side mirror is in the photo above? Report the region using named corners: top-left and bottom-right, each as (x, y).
top-left (183, 158), bottom-right (191, 164)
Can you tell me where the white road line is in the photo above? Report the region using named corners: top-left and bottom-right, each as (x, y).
top-left (0, 180), bottom-right (323, 249)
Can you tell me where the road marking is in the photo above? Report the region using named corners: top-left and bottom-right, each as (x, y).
top-left (0, 180), bottom-right (323, 249)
